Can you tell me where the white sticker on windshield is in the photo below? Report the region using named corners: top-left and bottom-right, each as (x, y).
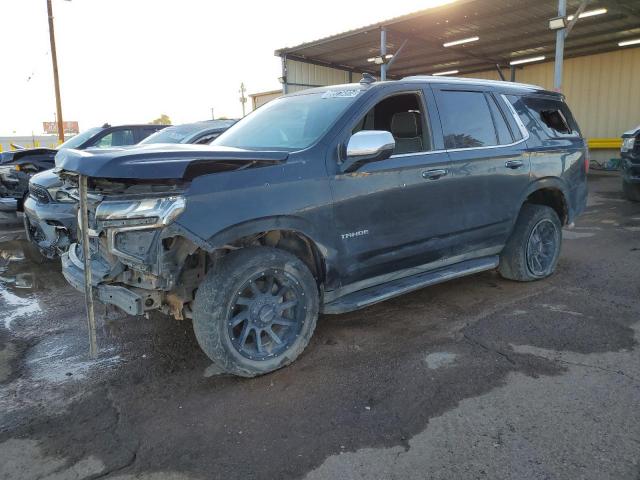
top-left (322, 89), bottom-right (360, 99)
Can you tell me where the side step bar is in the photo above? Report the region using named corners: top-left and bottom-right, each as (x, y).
top-left (322, 256), bottom-right (499, 314)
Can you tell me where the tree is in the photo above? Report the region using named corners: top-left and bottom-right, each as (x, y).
top-left (150, 114), bottom-right (171, 125)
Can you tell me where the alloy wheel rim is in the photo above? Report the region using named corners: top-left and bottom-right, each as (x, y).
top-left (526, 219), bottom-right (558, 276)
top-left (228, 269), bottom-right (304, 360)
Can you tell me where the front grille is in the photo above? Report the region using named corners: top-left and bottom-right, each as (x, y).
top-left (30, 183), bottom-right (51, 204)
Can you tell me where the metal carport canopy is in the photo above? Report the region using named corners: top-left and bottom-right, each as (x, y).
top-left (275, 0), bottom-right (640, 81)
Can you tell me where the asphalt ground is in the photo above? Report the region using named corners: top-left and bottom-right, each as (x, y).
top-left (0, 172), bottom-right (638, 480)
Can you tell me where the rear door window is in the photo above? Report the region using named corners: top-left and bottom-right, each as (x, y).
top-left (435, 90), bottom-right (498, 149)
top-left (486, 94), bottom-right (514, 144)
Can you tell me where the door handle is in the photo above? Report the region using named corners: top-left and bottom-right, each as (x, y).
top-left (505, 160), bottom-right (524, 169)
top-left (422, 169), bottom-right (448, 180)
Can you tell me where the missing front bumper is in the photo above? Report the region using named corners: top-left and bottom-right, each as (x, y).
top-left (62, 244), bottom-right (161, 316)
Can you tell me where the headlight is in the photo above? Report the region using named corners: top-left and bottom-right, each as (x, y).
top-left (96, 195), bottom-right (186, 227)
top-left (621, 137), bottom-right (635, 152)
top-left (47, 186), bottom-right (76, 203)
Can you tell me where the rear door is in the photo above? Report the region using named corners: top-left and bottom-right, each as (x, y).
top-left (432, 86), bottom-right (531, 253)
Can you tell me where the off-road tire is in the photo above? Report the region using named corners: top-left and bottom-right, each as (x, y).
top-left (192, 247), bottom-right (319, 377)
top-left (498, 204), bottom-right (562, 282)
top-left (622, 179), bottom-right (640, 202)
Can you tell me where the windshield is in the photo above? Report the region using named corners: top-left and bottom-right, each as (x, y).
top-left (213, 90), bottom-right (361, 150)
top-left (140, 124), bottom-right (202, 144)
top-left (58, 127), bottom-right (103, 150)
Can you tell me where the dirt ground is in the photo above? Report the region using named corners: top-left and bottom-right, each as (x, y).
top-left (0, 172), bottom-right (638, 480)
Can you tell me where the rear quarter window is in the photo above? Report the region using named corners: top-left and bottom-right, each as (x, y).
top-left (507, 94), bottom-right (581, 139)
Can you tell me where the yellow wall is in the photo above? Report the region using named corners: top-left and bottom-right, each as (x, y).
top-left (462, 47), bottom-right (640, 139)
top-left (250, 90), bottom-right (282, 110)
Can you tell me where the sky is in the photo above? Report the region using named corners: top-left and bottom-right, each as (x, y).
top-left (0, 0), bottom-right (454, 135)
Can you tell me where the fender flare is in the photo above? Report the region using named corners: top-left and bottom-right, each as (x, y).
top-left (517, 177), bottom-right (571, 223)
top-left (520, 177), bottom-right (570, 204)
top-left (201, 216), bottom-right (335, 281)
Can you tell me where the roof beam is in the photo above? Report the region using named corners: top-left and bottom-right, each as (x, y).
top-left (386, 22), bottom-right (634, 76)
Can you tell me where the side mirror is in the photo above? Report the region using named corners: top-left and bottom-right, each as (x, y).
top-left (341, 130), bottom-right (395, 173)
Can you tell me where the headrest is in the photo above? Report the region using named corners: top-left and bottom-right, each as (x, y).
top-left (391, 112), bottom-right (420, 138)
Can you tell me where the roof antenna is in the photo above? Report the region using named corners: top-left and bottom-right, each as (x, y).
top-left (360, 73), bottom-right (377, 85)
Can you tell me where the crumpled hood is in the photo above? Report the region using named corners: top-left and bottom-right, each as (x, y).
top-left (55, 144), bottom-right (289, 180)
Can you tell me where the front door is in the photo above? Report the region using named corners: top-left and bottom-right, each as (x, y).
top-left (328, 87), bottom-right (454, 288)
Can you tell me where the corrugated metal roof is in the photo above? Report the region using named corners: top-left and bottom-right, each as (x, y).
top-left (275, 0), bottom-right (640, 77)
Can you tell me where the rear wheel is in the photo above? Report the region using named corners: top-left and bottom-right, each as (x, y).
top-left (499, 204), bottom-right (562, 282)
top-left (622, 179), bottom-right (640, 202)
top-left (192, 247), bottom-right (319, 377)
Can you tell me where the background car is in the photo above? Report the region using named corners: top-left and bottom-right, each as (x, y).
top-left (137, 119), bottom-right (236, 146)
top-left (23, 120), bottom-right (236, 260)
top-left (621, 125), bottom-right (640, 201)
top-left (0, 123), bottom-right (167, 213)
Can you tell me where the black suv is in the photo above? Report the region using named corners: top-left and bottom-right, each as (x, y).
top-left (0, 124), bottom-right (166, 212)
top-left (621, 125), bottom-right (640, 201)
top-left (56, 77), bottom-right (588, 377)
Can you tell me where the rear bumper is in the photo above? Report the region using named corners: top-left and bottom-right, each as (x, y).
top-left (568, 179), bottom-right (588, 224)
top-left (62, 243), bottom-right (159, 316)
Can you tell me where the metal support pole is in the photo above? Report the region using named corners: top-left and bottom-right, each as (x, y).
top-left (79, 175), bottom-right (98, 358)
top-left (380, 28), bottom-right (387, 81)
top-left (554, 0), bottom-right (567, 92)
top-left (281, 55), bottom-right (288, 94)
top-left (510, 66), bottom-right (516, 82)
top-left (46, 0), bottom-right (65, 144)
top-left (495, 64), bottom-right (506, 81)
top-left (385, 39), bottom-right (408, 71)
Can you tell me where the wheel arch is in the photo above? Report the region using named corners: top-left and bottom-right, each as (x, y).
top-left (204, 216), bottom-right (332, 286)
top-left (519, 178), bottom-right (570, 225)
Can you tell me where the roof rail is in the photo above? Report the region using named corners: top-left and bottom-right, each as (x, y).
top-left (402, 75), bottom-right (541, 90)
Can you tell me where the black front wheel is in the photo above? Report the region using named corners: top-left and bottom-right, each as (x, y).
top-left (499, 204), bottom-right (562, 282)
top-left (193, 247), bottom-right (319, 377)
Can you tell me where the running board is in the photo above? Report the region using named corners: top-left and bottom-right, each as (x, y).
top-left (322, 256), bottom-right (499, 314)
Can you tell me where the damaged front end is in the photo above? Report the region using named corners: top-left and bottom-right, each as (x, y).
top-left (61, 173), bottom-right (206, 320)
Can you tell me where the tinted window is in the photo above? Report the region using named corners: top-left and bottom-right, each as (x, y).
top-left (93, 129), bottom-right (135, 148)
top-left (486, 94), bottom-right (513, 144)
top-left (436, 91), bottom-right (497, 149)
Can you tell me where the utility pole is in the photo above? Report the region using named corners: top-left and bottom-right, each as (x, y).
top-left (47, 0), bottom-right (65, 143)
top-left (210, 107), bottom-right (215, 120)
top-left (239, 83), bottom-right (247, 117)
